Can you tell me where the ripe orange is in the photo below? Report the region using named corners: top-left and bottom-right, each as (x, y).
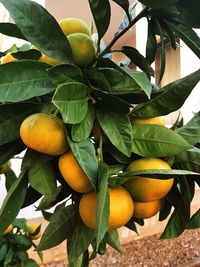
top-left (123, 158), bottom-right (174, 202)
top-left (1, 53), bottom-right (16, 64)
top-left (20, 113), bottom-right (68, 155)
top-left (79, 187), bottom-right (134, 230)
top-left (131, 116), bottom-right (165, 126)
top-left (3, 224), bottom-right (13, 235)
top-left (67, 33), bottom-right (96, 66)
top-left (59, 17), bottom-right (91, 36)
top-left (59, 151), bottom-right (93, 193)
top-left (28, 224), bottom-right (42, 240)
top-left (133, 200), bottom-right (161, 219)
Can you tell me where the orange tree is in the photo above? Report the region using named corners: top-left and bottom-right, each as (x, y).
top-left (0, 0), bottom-right (200, 265)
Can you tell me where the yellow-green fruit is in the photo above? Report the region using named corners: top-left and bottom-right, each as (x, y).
top-left (20, 113), bottom-right (69, 155)
top-left (133, 200), bottom-right (161, 219)
top-left (28, 224), bottom-right (42, 240)
top-left (131, 116), bottom-right (166, 127)
top-left (68, 33), bottom-right (96, 66)
top-left (59, 17), bottom-right (91, 36)
top-left (0, 160), bottom-right (11, 174)
top-left (1, 53), bottom-right (16, 64)
top-left (79, 187), bottom-right (134, 230)
top-left (123, 158), bottom-right (174, 202)
top-left (39, 54), bottom-right (60, 66)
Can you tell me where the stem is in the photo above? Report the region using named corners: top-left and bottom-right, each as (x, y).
top-left (97, 7), bottom-right (149, 59)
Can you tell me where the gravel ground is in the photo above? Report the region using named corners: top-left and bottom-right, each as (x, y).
top-left (42, 229), bottom-right (200, 267)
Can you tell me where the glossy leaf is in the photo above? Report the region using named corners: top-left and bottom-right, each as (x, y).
top-left (89, 0), bottom-right (111, 43)
top-left (146, 18), bottom-right (158, 64)
top-left (5, 169), bottom-right (17, 191)
top-left (168, 22), bottom-right (200, 59)
top-left (53, 82), bottom-right (88, 124)
top-left (120, 46), bottom-right (154, 77)
top-left (37, 205), bottom-right (77, 251)
top-left (139, 0), bottom-right (177, 8)
top-left (97, 109), bottom-right (132, 157)
top-left (187, 209), bottom-right (200, 229)
top-left (177, 0), bottom-right (200, 28)
top-left (176, 111), bottom-right (200, 145)
top-left (68, 220), bottom-right (94, 263)
top-left (105, 229), bottom-right (122, 253)
top-left (0, 103), bottom-right (43, 145)
top-left (1, 0), bottom-right (73, 63)
top-left (68, 138), bottom-right (98, 190)
top-left (0, 171), bottom-right (28, 235)
top-left (132, 69), bottom-right (200, 118)
top-left (96, 161), bottom-right (109, 250)
top-left (132, 125), bottom-right (192, 157)
top-left (0, 61), bottom-right (55, 102)
top-left (12, 49), bottom-right (42, 60)
top-left (175, 147), bottom-right (200, 173)
top-left (72, 106), bottom-right (94, 142)
top-left (0, 22), bottom-right (27, 40)
top-left (28, 162), bottom-right (57, 196)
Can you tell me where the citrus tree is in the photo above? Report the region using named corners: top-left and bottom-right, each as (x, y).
top-left (0, 0), bottom-right (200, 266)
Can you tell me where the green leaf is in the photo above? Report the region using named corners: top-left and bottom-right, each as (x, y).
top-left (89, 0), bottom-right (111, 43)
top-left (1, 0), bottom-right (72, 64)
top-left (159, 198), bottom-right (172, 221)
top-left (139, 0), bottom-right (177, 8)
top-left (0, 171), bottom-right (28, 235)
top-left (37, 205), bottom-right (77, 251)
top-left (146, 19), bottom-right (158, 64)
top-left (53, 82), bottom-right (88, 124)
top-left (0, 244), bottom-right (8, 261)
top-left (0, 102), bottom-right (43, 145)
top-left (95, 161), bottom-right (109, 250)
top-left (104, 229), bottom-right (122, 253)
top-left (0, 139), bottom-right (25, 166)
top-left (132, 69), bottom-right (200, 118)
top-left (132, 125), bottom-right (192, 157)
top-left (68, 220), bottom-right (94, 263)
top-left (0, 61), bottom-right (55, 102)
top-left (68, 138), bottom-right (98, 190)
top-left (28, 162), bottom-right (57, 196)
top-left (187, 209), bottom-right (200, 229)
top-left (0, 22), bottom-right (27, 40)
top-left (120, 46), bottom-right (154, 77)
top-left (174, 147), bottom-right (200, 173)
top-left (4, 248), bottom-right (14, 266)
top-left (5, 169), bottom-right (17, 191)
top-left (48, 64), bottom-right (83, 85)
top-left (97, 109), bottom-right (132, 157)
top-left (168, 22), bottom-right (200, 59)
top-left (72, 106), bottom-right (94, 142)
top-left (10, 234), bottom-right (32, 249)
top-left (12, 49), bottom-right (42, 60)
top-left (15, 250), bottom-right (28, 262)
top-left (22, 259), bottom-right (38, 267)
top-left (13, 218), bottom-right (27, 230)
top-left (122, 68), bottom-right (152, 99)
top-left (176, 112), bottom-right (200, 145)
top-left (108, 168), bottom-right (199, 188)
top-left (177, 0), bottom-right (200, 28)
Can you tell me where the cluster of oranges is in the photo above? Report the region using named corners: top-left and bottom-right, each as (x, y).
top-left (19, 112), bottom-right (174, 230)
top-left (1, 17), bottom-right (96, 66)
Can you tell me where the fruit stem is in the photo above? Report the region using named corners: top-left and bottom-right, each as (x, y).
top-left (97, 131), bottom-right (103, 163)
top-left (53, 109), bottom-right (60, 116)
top-left (97, 7), bottom-right (149, 59)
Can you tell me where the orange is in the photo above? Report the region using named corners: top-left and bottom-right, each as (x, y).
top-left (59, 151), bottom-right (93, 193)
top-left (133, 200), bottom-right (161, 219)
top-left (0, 160), bottom-right (11, 174)
top-left (131, 116), bottom-right (165, 126)
top-left (79, 187), bottom-right (134, 230)
top-left (20, 113), bottom-right (68, 155)
top-left (123, 158), bottom-right (174, 202)
top-left (39, 54), bottom-right (60, 66)
top-left (67, 33), bottom-right (96, 66)
top-left (28, 224), bottom-right (41, 240)
top-left (59, 17), bottom-right (91, 36)
top-left (1, 53), bottom-right (16, 64)
top-left (3, 224), bottom-right (13, 235)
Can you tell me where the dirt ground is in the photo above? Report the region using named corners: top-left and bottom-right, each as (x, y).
top-left (42, 228), bottom-right (200, 267)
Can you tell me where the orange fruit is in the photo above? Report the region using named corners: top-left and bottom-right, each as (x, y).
top-left (123, 158), bottom-right (174, 202)
top-left (20, 113), bottom-right (68, 155)
top-left (3, 224), bottom-right (13, 235)
top-left (79, 187), bottom-right (134, 230)
top-left (59, 17), bottom-right (91, 36)
top-left (67, 33), bottom-right (96, 66)
top-left (131, 116), bottom-right (165, 126)
top-left (28, 224), bottom-right (42, 240)
top-left (133, 200), bottom-right (161, 219)
top-left (59, 151), bottom-right (93, 193)
top-left (1, 53), bottom-right (16, 64)
top-left (39, 54), bottom-right (60, 66)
